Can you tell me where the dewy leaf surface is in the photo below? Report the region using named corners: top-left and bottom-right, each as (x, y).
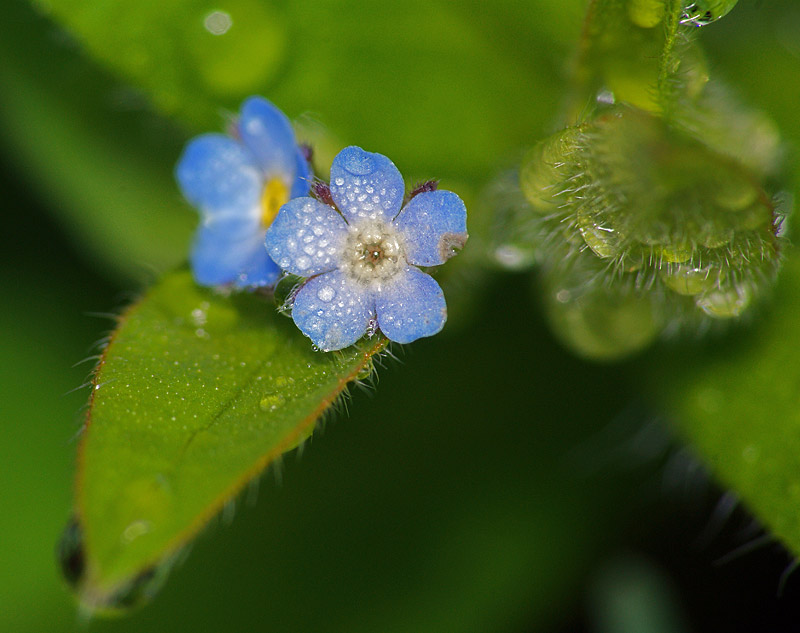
top-left (75, 270), bottom-right (385, 606)
top-left (650, 247), bottom-right (800, 557)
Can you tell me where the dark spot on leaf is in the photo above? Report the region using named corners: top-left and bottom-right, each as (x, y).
top-left (57, 516), bottom-right (85, 588)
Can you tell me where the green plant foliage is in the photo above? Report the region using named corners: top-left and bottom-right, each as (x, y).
top-left (2, 0), bottom-right (585, 283)
top-left (526, 106), bottom-right (778, 314)
top-left (0, 1), bottom-right (194, 283)
top-left (39, 0), bottom-right (289, 131)
top-left (492, 0), bottom-right (786, 360)
top-left (68, 270), bottom-right (386, 610)
top-left (4, 0), bottom-right (800, 627)
top-left (37, 0), bottom-right (583, 179)
top-left (651, 247), bottom-right (800, 556)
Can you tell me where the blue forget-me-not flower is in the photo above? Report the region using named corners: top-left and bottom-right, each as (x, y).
top-left (266, 146), bottom-right (468, 351)
top-left (176, 97), bottom-right (311, 288)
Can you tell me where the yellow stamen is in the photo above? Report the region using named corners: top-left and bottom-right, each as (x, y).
top-left (261, 178), bottom-right (289, 228)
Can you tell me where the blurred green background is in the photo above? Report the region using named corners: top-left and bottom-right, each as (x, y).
top-left (3, 0), bottom-right (800, 631)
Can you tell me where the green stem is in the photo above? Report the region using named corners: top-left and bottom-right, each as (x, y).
top-left (563, 0), bottom-right (599, 125)
top-left (657, 0), bottom-right (686, 118)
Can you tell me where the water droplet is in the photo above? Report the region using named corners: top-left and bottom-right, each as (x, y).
top-left (355, 361), bottom-right (373, 381)
top-left (696, 284), bottom-right (751, 318)
top-left (661, 264), bottom-right (718, 296)
top-left (494, 245), bottom-right (535, 270)
top-left (681, 0), bottom-right (738, 27)
top-left (596, 89), bottom-right (616, 105)
top-left (203, 10), bottom-right (232, 35)
top-left (274, 375), bottom-right (291, 388)
top-left (657, 243), bottom-right (692, 264)
top-left (577, 210), bottom-right (621, 259)
top-left (191, 302), bottom-right (209, 327)
top-left (318, 286), bottom-right (335, 302)
top-left (122, 520), bottom-right (153, 544)
top-left (342, 150), bottom-right (374, 176)
top-left (545, 276), bottom-right (661, 361)
top-left (259, 393), bottom-right (285, 412)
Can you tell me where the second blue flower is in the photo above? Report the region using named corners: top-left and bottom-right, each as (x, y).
top-left (176, 97), bottom-right (311, 288)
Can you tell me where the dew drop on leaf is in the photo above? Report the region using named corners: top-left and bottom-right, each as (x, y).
top-left (696, 285), bottom-right (751, 318)
top-left (259, 393), bottom-right (285, 412)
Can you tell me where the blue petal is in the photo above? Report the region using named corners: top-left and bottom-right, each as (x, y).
top-left (375, 267), bottom-right (447, 344)
top-left (176, 134), bottom-right (262, 215)
top-left (235, 244), bottom-right (282, 288)
top-left (265, 197), bottom-right (348, 277)
top-left (291, 146), bottom-right (313, 199)
top-left (393, 190), bottom-right (468, 266)
top-left (329, 146), bottom-right (404, 223)
top-left (238, 97), bottom-right (298, 179)
top-left (292, 271), bottom-right (374, 351)
top-left (191, 216), bottom-right (278, 288)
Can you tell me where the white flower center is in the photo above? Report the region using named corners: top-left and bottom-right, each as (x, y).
top-left (340, 221), bottom-right (406, 287)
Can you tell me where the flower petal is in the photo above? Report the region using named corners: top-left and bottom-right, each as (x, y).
top-left (235, 243), bottom-right (282, 288)
top-left (176, 134), bottom-right (262, 216)
top-left (393, 190), bottom-right (468, 266)
top-left (292, 271), bottom-right (374, 351)
top-left (191, 216), bottom-right (279, 287)
top-left (329, 146), bottom-right (404, 223)
top-left (375, 267), bottom-right (447, 344)
top-left (265, 198), bottom-right (348, 277)
top-left (291, 146), bottom-right (313, 199)
top-left (238, 96), bottom-right (299, 179)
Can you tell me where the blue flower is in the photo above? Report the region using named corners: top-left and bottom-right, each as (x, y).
top-left (176, 97), bottom-right (312, 288)
top-left (265, 146), bottom-right (468, 351)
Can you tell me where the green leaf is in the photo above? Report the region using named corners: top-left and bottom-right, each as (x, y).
top-left (493, 0), bottom-right (784, 361)
top-left (36, 0), bottom-right (583, 180)
top-left (649, 246), bottom-right (800, 557)
top-left (68, 270), bottom-right (386, 609)
top-left (0, 1), bottom-right (194, 283)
